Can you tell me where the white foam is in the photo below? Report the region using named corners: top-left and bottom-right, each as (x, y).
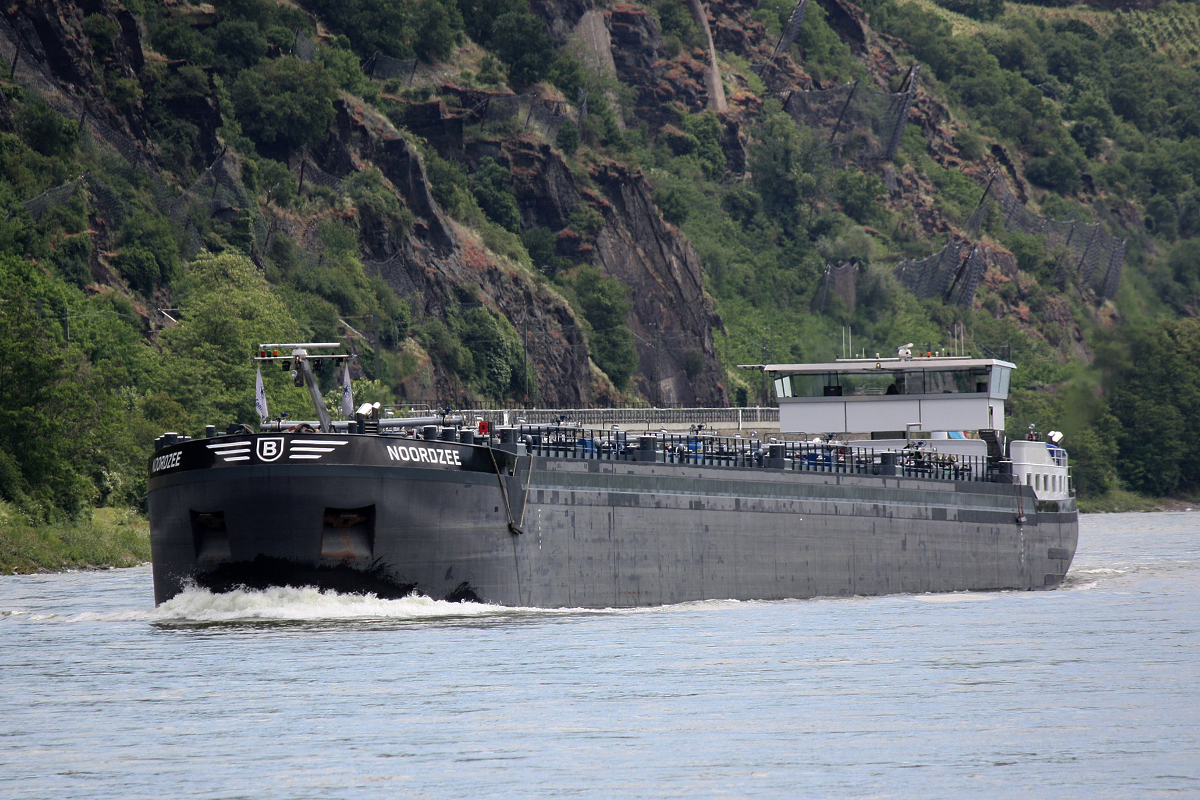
top-left (911, 592), bottom-right (992, 603)
top-left (148, 585), bottom-right (511, 623)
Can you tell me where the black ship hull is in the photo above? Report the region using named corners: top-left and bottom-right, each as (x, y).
top-left (147, 433), bottom-right (1078, 607)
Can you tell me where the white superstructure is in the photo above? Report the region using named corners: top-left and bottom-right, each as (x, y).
top-left (741, 348), bottom-right (1071, 500)
top-left (1010, 438), bottom-right (1071, 501)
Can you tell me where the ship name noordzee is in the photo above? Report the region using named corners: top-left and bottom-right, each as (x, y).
top-left (151, 452), bottom-right (182, 473)
top-left (386, 445), bottom-right (462, 466)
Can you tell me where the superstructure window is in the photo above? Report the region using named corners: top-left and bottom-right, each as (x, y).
top-left (775, 366), bottom-right (999, 398)
top-left (990, 366), bottom-right (1012, 399)
top-left (925, 369), bottom-right (988, 393)
top-left (898, 371), bottom-right (923, 394)
top-left (786, 373), bottom-right (845, 398)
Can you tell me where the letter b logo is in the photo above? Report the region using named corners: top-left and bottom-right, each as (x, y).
top-left (256, 437), bottom-right (285, 462)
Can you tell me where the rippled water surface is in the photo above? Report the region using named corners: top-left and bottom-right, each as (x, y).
top-left (2, 512), bottom-right (1198, 799)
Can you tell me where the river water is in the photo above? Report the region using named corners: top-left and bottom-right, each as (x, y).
top-left (1, 511), bottom-right (1197, 799)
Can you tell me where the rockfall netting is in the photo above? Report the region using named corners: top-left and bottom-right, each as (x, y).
top-left (980, 173), bottom-right (1124, 299)
top-left (292, 30), bottom-right (317, 63)
top-left (472, 93), bottom-right (575, 139)
top-left (294, 153), bottom-right (347, 193)
top-left (753, 0), bottom-right (809, 83)
top-left (0, 16), bottom-right (365, 282)
top-left (16, 172), bottom-right (135, 239)
top-left (896, 170), bottom-right (1126, 306)
top-left (364, 52), bottom-right (418, 82)
top-left (0, 16), bottom-right (174, 211)
top-left (168, 149), bottom-right (268, 260)
top-left (782, 67), bottom-right (918, 164)
top-left (894, 239), bottom-right (985, 308)
top-left (19, 176), bottom-right (85, 221)
top-left (770, 0), bottom-right (810, 65)
top-left (811, 260), bottom-right (859, 314)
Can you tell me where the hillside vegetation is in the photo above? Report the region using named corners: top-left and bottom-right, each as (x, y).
top-left (0, 0), bottom-right (1198, 542)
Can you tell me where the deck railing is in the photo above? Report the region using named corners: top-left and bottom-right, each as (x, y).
top-left (470, 407), bottom-right (779, 428)
top-left (512, 426), bottom-right (991, 483)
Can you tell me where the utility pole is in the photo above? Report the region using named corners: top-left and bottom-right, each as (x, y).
top-left (373, 309), bottom-right (383, 383)
top-left (649, 321), bottom-right (662, 407)
top-left (522, 300), bottom-right (530, 407)
top-left (761, 337), bottom-right (769, 406)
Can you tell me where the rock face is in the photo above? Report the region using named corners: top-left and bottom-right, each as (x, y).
top-left (13, 0), bottom-right (1093, 408)
top-left (312, 94), bottom-right (727, 406)
top-left (530, 0), bottom-right (594, 43)
top-left (0, 0), bottom-right (148, 141)
top-left (311, 97), bottom-right (597, 407)
top-left (2, 0), bottom-right (730, 408)
top-left (464, 135), bottom-right (727, 405)
top-left (588, 161), bottom-right (726, 405)
top-left (815, 0), bottom-right (870, 55)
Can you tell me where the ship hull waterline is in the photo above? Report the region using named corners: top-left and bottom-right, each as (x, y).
top-left (148, 434), bottom-right (1078, 607)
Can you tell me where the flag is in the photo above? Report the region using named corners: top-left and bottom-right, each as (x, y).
top-left (255, 364), bottom-right (269, 421)
top-left (340, 361), bottom-right (354, 418)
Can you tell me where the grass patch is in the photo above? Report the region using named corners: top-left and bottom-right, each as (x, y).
top-left (898, 0), bottom-right (1117, 40)
top-left (1006, 3), bottom-right (1117, 36)
top-left (0, 503), bottom-right (151, 574)
top-left (1077, 487), bottom-right (1164, 514)
top-left (897, 0), bottom-right (991, 37)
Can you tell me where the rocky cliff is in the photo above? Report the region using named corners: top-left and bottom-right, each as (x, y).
top-left (0, 0), bottom-right (735, 407)
top-left (0, 0), bottom-right (1114, 406)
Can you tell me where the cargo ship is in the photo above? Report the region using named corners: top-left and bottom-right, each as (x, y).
top-left (147, 343), bottom-right (1078, 606)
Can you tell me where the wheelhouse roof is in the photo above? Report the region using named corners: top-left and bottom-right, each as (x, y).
top-left (739, 357), bottom-right (1016, 375)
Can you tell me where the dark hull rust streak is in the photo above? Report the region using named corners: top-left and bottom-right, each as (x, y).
top-left (147, 434), bottom-right (1079, 607)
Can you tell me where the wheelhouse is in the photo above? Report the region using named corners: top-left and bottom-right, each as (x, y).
top-left (743, 354), bottom-right (1014, 436)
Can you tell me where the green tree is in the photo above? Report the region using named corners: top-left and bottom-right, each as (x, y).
top-left (411, 0), bottom-right (464, 61)
top-left (153, 251), bottom-right (309, 430)
top-left (521, 226), bottom-right (571, 274)
top-left (208, 19), bottom-right (269, 73)
top-left (232, 57), bottom-right (338, 153)
top-left (489, 11), bottom-right (555, 88)
top-left (301, 0), bottom-right (463, 61)
top-left (1064, 420), bottom-right (1118, 497)
top-left (1108, 319), bottom-right (1200, 496)
top-left (749, 107), bottom-right (831, 230)
top-left (681, 112), bottom-right (727, 181)
top-left (457, 307), bottom-right (522, 399)
top-left (834, 170), bottom-right (886, 225)
top-left (17, 102), bottom-right (79, 159)
top-left (469, 157), bottom-right (522, 233)
top-left (566, 266), bottom-right (638, 389)
top-left (556, 121), bottom-right (580, 155)
top-left (457, 0), bottom-right (526, 46)
top-left (0, 256), bottom-right (112, 518)
top-left (655, 186), bottom-right (689, 226)
top-left (935, 0), bottom-right (1005, 21)
top-left (1025, 154), bottom-right (1081, 194)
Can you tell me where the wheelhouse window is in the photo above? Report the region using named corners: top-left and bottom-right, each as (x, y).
top-left (989, 366), bottom-right (1011, 399)
top-left (924, 369), bottom-right (990, 394)
top-left (775, 367), bottom-right (995, 398)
